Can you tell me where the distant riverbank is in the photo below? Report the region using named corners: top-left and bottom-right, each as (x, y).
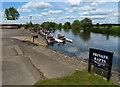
top-left (90, 26), bottom-right (120, 37)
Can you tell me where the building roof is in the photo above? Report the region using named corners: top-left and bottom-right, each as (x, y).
top-left (0, 20), bottom-right (20, 25)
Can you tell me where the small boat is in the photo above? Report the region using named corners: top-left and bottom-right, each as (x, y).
top-left (65, 38), bottom-right (73, 43)
top-left (58, 34), bottom-right (66, 42)
top-left (47, 38), bottom-right (55, 43)
top-left (54, 38), bottom-right (64, 43)
top-left (46, 34), bottom-right (55, 43)
top-left (57, 34), bottom-right (72, 43)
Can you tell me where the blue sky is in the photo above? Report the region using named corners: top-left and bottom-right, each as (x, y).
top-left (0, 1), bottom-right (119, 24)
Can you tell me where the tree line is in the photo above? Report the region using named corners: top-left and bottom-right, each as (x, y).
top-left (23, 18), bottom-right (92, 32)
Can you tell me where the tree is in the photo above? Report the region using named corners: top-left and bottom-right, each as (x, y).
top-left (58, 23), bottom-right (62, 29)
top-left (33, 24), bottom-right (41, 29)
top-left (71, 20), bottom-right (82, 30)
top-left (81, 18), bottom-right (92, 31)
top-left (63, 22), bottom-right (71, 29)
top-left (25, 22), bottom-right (33, 29)
top-left (4, 7), bottom-right (20, 20)
top-left (96, 23), bottom-right (99, 28)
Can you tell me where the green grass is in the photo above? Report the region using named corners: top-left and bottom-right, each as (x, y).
top-left (35, 71), bottom-right (116, 85)
top-left (91, 26), bottom-right (120, 36)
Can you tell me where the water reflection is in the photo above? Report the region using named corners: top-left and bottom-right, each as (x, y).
top-left (64, 28), bottom-right (70, 32)
top-left (79, 30), bottom-right (91, 41)
top-left (106, 34), bottom-right (110, 40)
top-left (48, 29), bottom-right (119, 72)
top-left (71, 29), bottom-right (80, 36)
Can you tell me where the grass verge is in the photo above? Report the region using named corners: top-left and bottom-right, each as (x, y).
top-left (35, 71), bottom-right (116, 85)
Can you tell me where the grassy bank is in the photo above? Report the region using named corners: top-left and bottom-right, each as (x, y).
top-left (35, 71), bottom-right (116, 85)
top-left (90, 26), bottom-right (120, 36)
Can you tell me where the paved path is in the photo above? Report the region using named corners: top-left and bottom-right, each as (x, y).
top-left (2, 29), bottom-right (75, 85)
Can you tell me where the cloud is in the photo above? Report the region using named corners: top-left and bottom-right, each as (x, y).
top-left (90, 15), bottom-right (107, 19)
top-left (80, 15), bottom-right (107, 20)
top-left (65, 0), bottom-right (82, 6)
top-left (41, 10), bottom-right (63, 16)
top-left (114, 12), bottom-right (120, 16)
top-left (64, 8), bottom-right (69, 10)
top-left (89, 9), bottom-right (113, 15)
top-left (67, 6), bottom-right (95, 13)
top-left (0, 13), bottom-right (3, 16)
top-left (59, 16), bottom-right (76, 20)
top-left (18, 1), bottom-right (52, 13)
top-left (49, 10), bottom-right (63, 14)
top-left (18, 8), bottom-right (31, 12)
top-left (79, 9), bottom-right (113, 16)
top-left (48, 17), bottom-right (55, 21)
top-left (41, 12), bottom-right (49, 16)
top-left (91, 2), bottom-right (98, 6)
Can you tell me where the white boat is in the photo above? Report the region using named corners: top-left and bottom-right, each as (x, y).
top-left (65, 38), bottom-right (73, 43)
top-left (54, 38), bottom-right (64, 43)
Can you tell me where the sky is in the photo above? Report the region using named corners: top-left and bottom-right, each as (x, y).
top-left (0, 0), bottom-right (119, 24)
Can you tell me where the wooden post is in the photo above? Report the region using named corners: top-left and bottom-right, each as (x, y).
top-left (33, 36), bottom-right (34, 43)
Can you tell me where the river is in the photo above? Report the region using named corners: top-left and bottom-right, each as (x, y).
top-left (48, 29), bottom-right (119, 72)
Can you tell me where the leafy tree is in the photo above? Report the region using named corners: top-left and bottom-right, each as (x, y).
top-left (41, 22), bottom-right (50, 30)
top-left (25, 22), bottom-right (33, 29)
top-left (81, 18), bottom-right (92, 31)
top-left (4, 7), bottom-right (20, 20)
top-left (33, 24), bottom-right (42, 29)
top-left (58, 23), bottom-right (62, 29)
top-left (71, 20), bottom-right (82, 30)
top-left (96, 23), bottom-right (99, 28)
top-left (63, 22), bottom-right (71, 29)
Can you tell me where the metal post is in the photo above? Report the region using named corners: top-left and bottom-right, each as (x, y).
top-left (30, 15), bottom-right (32, 23)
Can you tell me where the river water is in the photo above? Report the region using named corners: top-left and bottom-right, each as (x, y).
top-left (48, 29), bottom-right (119, 72)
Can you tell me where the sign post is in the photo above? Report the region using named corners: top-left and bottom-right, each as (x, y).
top-left (88, 48), bottom-right (113, 81)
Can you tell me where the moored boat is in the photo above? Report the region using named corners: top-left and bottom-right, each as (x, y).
top-left (57, 34), bottom-right (72, 43)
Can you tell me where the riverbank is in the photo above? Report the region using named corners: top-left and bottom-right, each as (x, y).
top-left (29, 29), bottom-right (120, 85)
top-left (90, 26), bottom-right (120, 37)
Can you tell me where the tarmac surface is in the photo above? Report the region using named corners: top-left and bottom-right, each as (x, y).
top-left (2, 29), bottom-right (76, 85)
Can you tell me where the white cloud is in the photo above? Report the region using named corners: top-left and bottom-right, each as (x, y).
top-left (22, 1), bottom-right (52, 10)
top-left (49, 10), bottom-right (63, 14)
top-left (0, 13), bottom-right (3, 16)
top-left (90, 15), bottom-right (107, 19)
top-left (67, 6), bottom-right (95, 13)
top-left (59, 16), bottom-right (76, 20)
top-left (64, 8), bottom-right (69, 10)
top-left (65, 0), bottom-right (82, 6)
top-left (79, 9), bottom-right (113, 16)
top-left (114, 12), bottom-right (120, 16)
top-left (41, 12), bottom-right (49, 16)
top-left (90, 9), bottom-right (113, 15)
top-left (91, 2), bottom-right (98, 6)
top-left (18, 8), bottom-right (31, 12)
top-left (41, 10), bottom-right (63, 16)
top-left (18, 1), bottom-right (52, 13)
top-left (48, 18), bottom-right (55, 21)
top-left (79, 12), bottom-right (89, 15)
top-left (80, 15), bottom-right (107, 19)
top-left (80, 6), bottom-right (95, 11)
